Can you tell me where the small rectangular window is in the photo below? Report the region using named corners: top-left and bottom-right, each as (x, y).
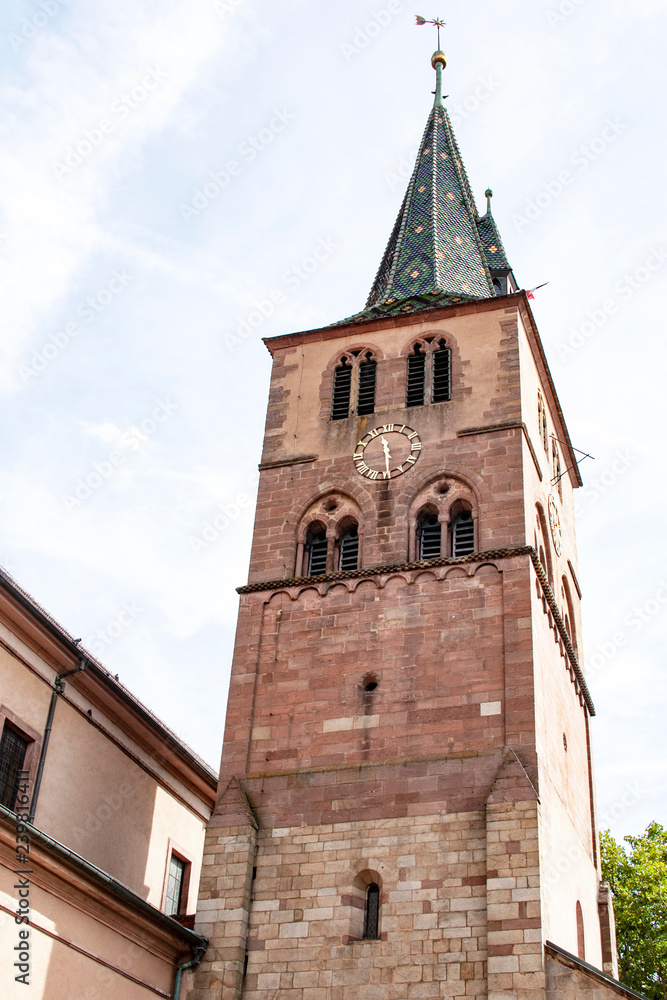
top-left (0, 726), bottom-right (29, 811)
top-left (165, 854), bottom-right (186, 916)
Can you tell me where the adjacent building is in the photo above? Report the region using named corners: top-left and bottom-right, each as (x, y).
top-left (0, 565), bottom-right (215, 998)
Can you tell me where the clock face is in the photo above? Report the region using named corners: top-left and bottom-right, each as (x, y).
top-left (548, 495), bottom-right (562, 556)
top-left (353, 424), bottom-right (422, 480)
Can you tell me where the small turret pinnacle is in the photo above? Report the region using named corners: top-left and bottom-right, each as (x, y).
top-left (485, 188), bottom-right (493, 214)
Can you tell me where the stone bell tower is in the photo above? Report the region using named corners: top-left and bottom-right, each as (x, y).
top-left (187, 42), bottom-right (620, 1000)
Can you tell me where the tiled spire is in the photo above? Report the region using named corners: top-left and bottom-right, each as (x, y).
top-left (338, 50), bottom-right (515, 326)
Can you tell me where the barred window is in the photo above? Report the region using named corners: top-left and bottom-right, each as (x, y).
top-left (363, 883), bottom-right (380, 940)
top-left (357, 354), bottom-right (377, 416)
top-left (306, 525), bottom-right (328, 576)
top-left (432, 339), bottom-right (451, 402)
top-left (419, 512), bottom-right (441, 560)
top-left (0, 726), bottom-right (29, 811)
top-left (406, 344), bottom-right (426, 407)
top-left (331, 357), bottom-right (352, 420)
top-left (452, 510), bottom-right (475, 557)
top-left (339, 525), bottom-right (359, 572)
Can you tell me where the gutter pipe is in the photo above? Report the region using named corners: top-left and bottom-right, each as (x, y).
top-left (173, 941), bottom-right (208, 1000)
top-left (28, 660), bottom-right (87, 824)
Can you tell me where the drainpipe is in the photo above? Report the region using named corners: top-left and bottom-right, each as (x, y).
top-left (29, 660), bottom-right (87, 824)
top-left (173, 942), bottom-right (207, 1000)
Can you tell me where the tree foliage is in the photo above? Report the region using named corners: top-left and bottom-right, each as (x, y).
top-left (600, 823), bottom-right (667, 1000)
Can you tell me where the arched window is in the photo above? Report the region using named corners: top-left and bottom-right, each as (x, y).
top-left (363, 883), bottom-right (380, 940)
top-left (538, 391), bottom-right (548, 452)
top-left (357, 353), bottom-right (377, 415)
top-left (306, 524), bottom-right (327, 576)
top-left (418, 510), bottom-right (441, 560)
top-left (331, 357), bottom-right (352, 420)
top-left (339, 524), bottom-right (359, 572)
top-left (451, 509), bottom-right (475, 557)
top-left (432, 339), bottom-right (452, 403)
top-left (576, 901), bottom-right (585, 959)
top-left (406, 344), bottom-right (426, 407)
top-left (552, 441), bottom-right (563, 500)
top-left (406, 339), bottom-right (451, 408)
top-left (562, 576), bottom-right (578, 653)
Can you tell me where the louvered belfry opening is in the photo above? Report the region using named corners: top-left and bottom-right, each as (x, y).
top-left (419, 512), bottom-right (442, 560)
top-left (331, 358), bottom-right (352, 420)
top-left (432, 339), bottom-right (452, 403)
top-left (406, 344), bottom-right (426, 407)
top-left (339, 525), bottom-right (359, 572)
top-left (452, 510), bottom-right (475, 557)
top-left (363, 883), bottom-right (380, 940)
top-left (306, 526), bottom-right (328, 576)
top-left (356, 354), bottom-right (377, 416)
top-left (0, 725), bottom-right (29, 810)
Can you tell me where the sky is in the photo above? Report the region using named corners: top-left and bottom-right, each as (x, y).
top-left (0, 0), bottom-right (665, 840)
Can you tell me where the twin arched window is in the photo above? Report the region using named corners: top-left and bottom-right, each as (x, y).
top-left (330, 340), bottom-right (452, 421)
top-left (407, 339), bottom-right (451, 408)
top-left (417, 506), bottom-right (475, 560)
top-left (331, 352), bottom-right (377, 420)
top-left (304, 522), bottom-right (359, 576)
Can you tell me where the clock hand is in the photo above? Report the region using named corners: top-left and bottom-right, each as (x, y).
top-left (381, 436), bottom-right (391, 474)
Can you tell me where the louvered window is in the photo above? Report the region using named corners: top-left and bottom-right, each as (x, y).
top-left (165, 854), bottom-right (186, 916)
top-left (307, 528), bottom-right (328, 576)
top-left (419, 514), bottom-right (441, 560)
top-left (357, 355), bottom-right (377, 416)
top-left (452, 510), bottom-right (475, 557)
top-left (0, 726), bottom-right (29, 810)
top-left (552, 443), bottom-right (563, 500)
top-left (363, 883), bottom-right (380, 940)
top-left (406, 346), bottom-right (426, 407)
top-left (331, 359), bottom-right (352, 420)
top-left (432, 340), bottom-right (452, 403)
top-left (339, 526), bottom-right (359, 572)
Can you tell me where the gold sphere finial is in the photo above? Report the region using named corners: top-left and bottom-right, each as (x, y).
top-left (431, 50), bottom-right (447, 70)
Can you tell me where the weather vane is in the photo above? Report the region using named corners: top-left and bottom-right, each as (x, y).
top-left (416, 15), bottom-right (446, 50)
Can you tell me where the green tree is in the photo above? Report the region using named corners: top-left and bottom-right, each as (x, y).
top-left (600, 822), bottom-right (667, 999)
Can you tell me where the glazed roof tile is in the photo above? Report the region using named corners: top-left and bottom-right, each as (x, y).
top-left (335, 60), bottom-right (514, 326)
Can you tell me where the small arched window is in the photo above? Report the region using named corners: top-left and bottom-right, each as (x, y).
top-left (357, 353), bottom-right (377, 416)
top-left (331, 357), bottom-right (352, 420)
top-left (432, 339), bottom-right (452, 403)
top-left (552, 441), bottom-right (563, 500)
top-left (452, 510), bottom-right (475, 557)
top-left (306, 525), bottom-right (327, 576)
top-left (418, 511), bottom-right (441, 560)
top-left (538, 391), bottom-right (548, 452)
top-left (406, 344), bottom-right (426, 407)
top-left (363, 883), bottom-right (380, 940)
top-left (576, 900), bottom-right (585, 959)
top-left (339, 525), bottom-right (359, 572)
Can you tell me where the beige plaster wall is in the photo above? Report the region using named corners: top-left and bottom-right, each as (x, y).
top-left (0, 866), bottom-right (174, 999)
top-left (0, 630), bottom-right (208, 911)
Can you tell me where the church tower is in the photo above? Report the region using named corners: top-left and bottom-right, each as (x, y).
top-left (188, 42), bottom-right (619, 1000)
